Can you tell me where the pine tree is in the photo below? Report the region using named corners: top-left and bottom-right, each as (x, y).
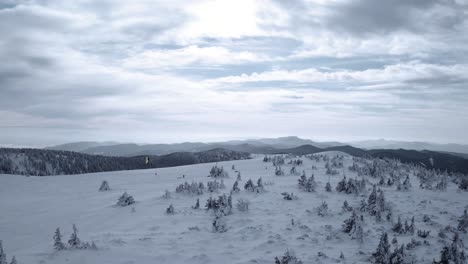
top-left (9, 256), bottom-right (16, 264)
top-left (232, 181), bottom-right (240, 193)
top-left (342, 211), bottom-right (357, 233)
top-left (450, 233), bottom-right (466, 264)
top-left (166, 204), bottom-right (174, 214)
top-left (372, 232), bottom-right (390, 264)
top-left (317, 201), bottom-right (328, 217)
top-left (53, 228), bottom-right (66, 250)
top-left (244, 179), bottom-right (255, 192)
top-left (304, 175), bottom-right (316, 192)
top-left (117, 192), bottom-right (135, 206)
top-left (257, 177), bottom-right (264, 192)
top-left (392, 216), bottom-right (404, 234)
top-left (68, 224), bottom-right (81, 248)
top-left (298, 174), bottom-right (306, 188)
top-left (325, 182), bottom-right (332, 192)
top-left (359, 199), bottom-right (367, 212)
top-left (367, 185), bottom-right (378, 215)
top-left (390, 244), bottom-right (407, 264)
top-left (336, 176), bottom-right (347, 192)
top-left (406, 216), bottom-right (415, 235)
top-left (274, 249), bottom-right (303, 264)
top-left (354, 223), bottom-right (364, 243)
top-left (98, 180), bottom-right (110, 191)
top-left (342, 200), bottom-right (352, 212)
top-left (458, 209), bottom-right (468, 233)
top-left (0, 241), bottom-right (7, 264)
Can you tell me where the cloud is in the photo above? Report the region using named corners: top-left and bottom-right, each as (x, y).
top-left (1, 0), bottom-right (468, 145)
top-left (122, 45), bottom-right (268, 70)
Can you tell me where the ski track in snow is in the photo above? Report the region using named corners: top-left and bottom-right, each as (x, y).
top-left (0, 151), bottom-right (467, 264)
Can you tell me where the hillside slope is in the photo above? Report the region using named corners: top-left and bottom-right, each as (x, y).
top-left (0, 148), bottom-right (250, 176)
top-left (0, 153), bottom-right (466, 264)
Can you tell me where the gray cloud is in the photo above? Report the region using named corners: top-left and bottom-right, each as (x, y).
top-left (1, 0), bottom-right (468, 146)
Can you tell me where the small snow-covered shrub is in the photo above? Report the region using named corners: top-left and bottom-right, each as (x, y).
top-left (162, 189), bottom-right (171, 199)
top-left (342, 200), bottom-right (353, 212)
top-left (236, 199), bottom-right (250, 212)
top-left (207, 180), bottom-right (223, 193)
top-left (297, 173), bottom-right (316, 192)
top-left (342, 211), bottom-right (364, 242)
top-left (459, 177), bottom-right (468, 191)
top-left (396, 175), bottom-right (412, 191)
top-left (205, 194), bottom-right (232, 215)
top-left (281, 192), bottom-right (298, 200)
top-left (98, 180), bottom-right (110, 191)
top-left (417, 229), bottom-right (430, 238)
top-left (209, 165), bottom-right (229, 178)
top-left (336, 176), bottom-right (366, 194)
top-left (116, 192), bottom-right (135, 206)
top-left (212, 215), bottom-right (227, 233)
top-left (272, 156), bottom-right (285, 166)
top-left (175, 181), bottom-right (204, 195)
top-left (57, 224), bottom-right (97, 250)
top-left (192, 198), bottom-right (200, 209)
top-left (317, 201), bottom-right (329, 217)
top-left (166, 204), bottom-right (174, 214)
top-left (274, 249), bottom-right (303, 264)
top-left (275, 166), bottom-right (285, 176)
top-left (244, 179), bottom-right (255, 192)
top-left (290, 166), bottom-right (300, 176)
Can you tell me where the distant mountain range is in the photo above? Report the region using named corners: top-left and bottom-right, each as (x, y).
top-left (349, 139), bottom-right (468, 155)
top-left (46, 136), bottom-right (344, 157)
top-left (47, 136), bottom-right (468, 157)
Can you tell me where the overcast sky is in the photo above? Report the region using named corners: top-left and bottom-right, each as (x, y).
top-left (1, 0), bottom-right (468, 147)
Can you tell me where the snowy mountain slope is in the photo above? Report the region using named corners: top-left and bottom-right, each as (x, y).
top-left (0, 148), bottom-right (250, 176)
top-left (0, 152), bottom-right (467, 264)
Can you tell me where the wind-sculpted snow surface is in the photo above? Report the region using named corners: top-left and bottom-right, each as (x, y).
top-left (0, 151), bottom-right (467, 263)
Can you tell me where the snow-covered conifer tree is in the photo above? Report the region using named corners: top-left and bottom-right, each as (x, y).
top-left (68, 224), bottom-right (81, 248)
top-left (0, 241), bottom-right (7, 264)
top-left (336, 176), bottom-right (347, 192)
top-left (392, 216), bottom-right (404, 234)
top-left (342, 200), bottom-right (353, 212)
top-left (457, 209), bottom-right (468, 233)
top-left (244, 179), bottom-right (256, 192)
top-left (232, 180), bottom-right (240, 193)
top-left (166, 204), bottom-right (175, 214)
top-left (372, 232), bottom-right (390, 264)
top-left (53, 228), bottom-right (66, 250)
top-left (98, 180), bottom-right (110, 191)
top-left (274, 249), bottom-right (303, 264)
top-left (117, 192), bottom-right (135, 206)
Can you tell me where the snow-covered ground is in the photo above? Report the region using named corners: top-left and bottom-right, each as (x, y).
top-left (0, 151), bottom-right (466, 264)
